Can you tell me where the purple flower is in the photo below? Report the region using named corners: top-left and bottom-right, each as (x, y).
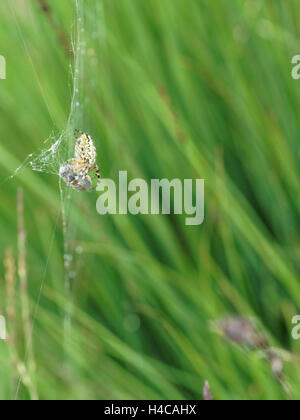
top-left (203, 381), bottom-right (213, 401)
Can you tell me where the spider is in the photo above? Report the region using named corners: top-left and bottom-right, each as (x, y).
top-left (59, 130), bottom-right (101, 192)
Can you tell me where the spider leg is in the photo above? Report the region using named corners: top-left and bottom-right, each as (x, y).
top-left (64, 158), bottom-right (89, 178)
top-left (74, 162), bottom-right (90, 179)
top-left (65, 158), bottom-right (76, 164)
top-left (74, 128), bottom-right (84, 137)
top-left (65, 158), bottom-right (85, 168)
top-left (65, 158), bottom-right (82, 164)
top-left (89, 165), bottom-right (101, 187)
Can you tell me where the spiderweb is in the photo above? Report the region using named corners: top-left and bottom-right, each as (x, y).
top-left (10, 0), bottom-right (84, 177)
top-left (8, 0), bottom-right (105, 398)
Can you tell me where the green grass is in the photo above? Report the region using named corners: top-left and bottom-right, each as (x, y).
top-left (0, 0), bottom-right (300, 400)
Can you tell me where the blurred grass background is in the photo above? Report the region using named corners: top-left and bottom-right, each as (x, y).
top-left (0, 0), bottom-right (300, 400)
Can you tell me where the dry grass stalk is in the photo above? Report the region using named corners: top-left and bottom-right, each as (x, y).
top-left (3, 190), bottom-right (39, 400)
top-left (4, 248), bottom-right (19, 394)
top-left (158, 86), bottom-right (185, 143)
top-left (17, 189), bottom-right (31, 347)
top-left (38, 0), bottom-right (71, 57)
top-left (17, 188), bottom-right (38, 400)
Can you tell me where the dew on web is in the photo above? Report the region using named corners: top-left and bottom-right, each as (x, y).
top-left (6, 0), bottom-right (89, 185)
top-left (11, 0), bottom-right (104, 399)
